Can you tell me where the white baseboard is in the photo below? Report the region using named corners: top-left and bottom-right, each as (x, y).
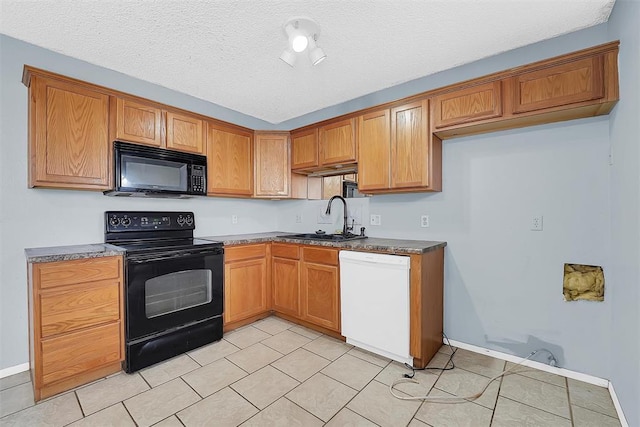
top-left (0, 363), bottom-right (29, 379)
top-left (446, 339), bottom-right (608, 387)
top-left (608, 382), bottom-right (629, 427)
top-left (445, 339), bottom-right (632, 424)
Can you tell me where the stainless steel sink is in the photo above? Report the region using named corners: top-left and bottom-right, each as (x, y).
top-left (279, 232), bottom-right (367, 242)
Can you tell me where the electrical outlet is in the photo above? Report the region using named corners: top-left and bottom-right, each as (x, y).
top-left (232, 214), bottom-right (238, 224)
top-left (531, 215), bottom-right (543, 231)
top-left (295, 213), bottom-right (302, 223)
top-left (421, 215), bottom-right (430, 228)
top-left (370, 214), bottom-right (381, 226)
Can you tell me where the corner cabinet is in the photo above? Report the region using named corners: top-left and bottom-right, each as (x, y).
top-left (254, 132), bottom-right (291, 198)
top-left (26, 71), bottom-right (111, 190)
top-left (223, 244), bottom-right (271, 326)
top-left (206, 122), bottom-right (254, 197)
top-left (28, 256), bottom-right (124, 401)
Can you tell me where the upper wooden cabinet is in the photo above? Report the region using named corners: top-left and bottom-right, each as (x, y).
top-left (166, 111), bottom-right (204, 154)
top-left (113, 98), bottom-right (162, 147)
top-left (254, 132), bottom-right (290, 198)
top-left (512, 56), bottom-right (605, 114)
top-left (357, 103), bottom-right (441, 193)
top-left (206, 123), bottom-right (254, 197)
top-left (27, 73), bottom-right (111, 190)
top-left (358, 109), bottom-right (391, 192)
top-left (432, 81), bottom-right (503, 129)
top-left (319, 118), bottom-right (357, 166)
top-left (291, 128), bottom-right (319, 170)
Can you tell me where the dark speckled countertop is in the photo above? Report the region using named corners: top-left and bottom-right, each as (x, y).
top-left (200, 232), bottom-right (446, 255)
top-left (25, 244), bottom-right (126, 263)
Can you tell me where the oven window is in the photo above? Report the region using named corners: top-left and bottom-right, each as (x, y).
top-left (145, 270), bottom-right (212, 318)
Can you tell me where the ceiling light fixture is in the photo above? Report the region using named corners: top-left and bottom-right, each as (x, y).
top-left (280, 17), bottom-right (326, 67)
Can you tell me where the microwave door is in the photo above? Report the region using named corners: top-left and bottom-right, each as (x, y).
top-left (121, 155), bottom-right (188, 193)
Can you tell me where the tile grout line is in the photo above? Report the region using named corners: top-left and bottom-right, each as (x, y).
top-left (566, 376), bottom-right (576, 427)
top-left (488, 361), bottom-right (506, 426)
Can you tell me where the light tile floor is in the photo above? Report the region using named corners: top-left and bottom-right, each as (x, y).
top-left (0, 316), bottom-right (622, 426)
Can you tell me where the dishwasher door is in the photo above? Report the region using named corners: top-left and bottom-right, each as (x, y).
top-left (339, 250), bottom-right (412, 364)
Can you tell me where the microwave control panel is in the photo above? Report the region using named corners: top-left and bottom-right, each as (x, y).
top-left (190, 165), bottom-right (206, 194)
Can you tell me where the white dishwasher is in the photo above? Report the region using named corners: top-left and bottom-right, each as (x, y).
top-left (339, 250), bottom-right (412, 364)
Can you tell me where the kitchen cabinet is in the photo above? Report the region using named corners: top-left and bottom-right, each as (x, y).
top-left (301, 247), bottom-right (340, 332)
top-left (319, 118), bottom-right (357, 166)
top-left (254, 132), bottom-right (291, 197)
top-left (165, 110), bottom-right (204, 154)
top-left (206, 123), bottom-right (254, 196)
top-left (432, 81), bottom-right (503, 129)
top-left (28, 256), bottom-right (124, 401)
top-left (224, 244), bottom-right (271, 325)
top-left (112, 97), bottom-right (163, 147)
top-left (26, 72), bottom-right (111, 190)
top-left (271, 243), bottom-right (300, 317)
top-left (511, 55), bottom-right (606, 114)
top-left (357, 108), bottom-right (391, 192)
top-left (291, 128), bottom-right (319, 170)
top-left (357, 101), bottom-right (442, 193)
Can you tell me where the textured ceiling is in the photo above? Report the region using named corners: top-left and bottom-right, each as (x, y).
top-left (0, 0), bottom-right (615, 124)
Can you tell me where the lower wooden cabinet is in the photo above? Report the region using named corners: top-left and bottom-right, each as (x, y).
top-left (301, 247), bottom-right (340, 332)
top-left (271, 243), bottom-right (300, 317)
top-left (28, 256), bottom-right (124, 401)
top-left (224, 244), bottom-right (270, 325)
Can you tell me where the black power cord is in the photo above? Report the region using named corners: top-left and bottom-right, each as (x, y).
top-left (403, 332), bottom-right (457, 378)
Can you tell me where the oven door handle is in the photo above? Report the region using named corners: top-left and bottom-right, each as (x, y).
top-left (127, 248), bottom-right (222, 263)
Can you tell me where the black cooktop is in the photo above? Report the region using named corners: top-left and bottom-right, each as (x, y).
top-left (109, 238), bottom-right (222, 253)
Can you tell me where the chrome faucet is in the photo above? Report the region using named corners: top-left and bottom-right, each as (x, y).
top-left (325, 195), bottom-right (350, 236)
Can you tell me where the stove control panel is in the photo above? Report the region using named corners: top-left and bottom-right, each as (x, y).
top-left (105, 211), bottom-right (195, 232)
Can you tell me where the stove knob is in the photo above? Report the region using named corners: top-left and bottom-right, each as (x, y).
top-left (177, 215), bottom-right (185, 226)
top-left (109, 217), bottom-right (120, 227)
top-left (121, 217), bottom-right (131, 227)
top-left (185, 215), bottom-right (193, 226)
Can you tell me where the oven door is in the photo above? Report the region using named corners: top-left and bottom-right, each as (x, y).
top-left (125, 247), bottom-right (223, 341)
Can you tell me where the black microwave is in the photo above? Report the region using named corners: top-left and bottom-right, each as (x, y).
top-left (104, 141), bottom-right (207, 198)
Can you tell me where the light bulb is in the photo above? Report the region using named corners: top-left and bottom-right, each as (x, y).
top-left (291, 33), bottom-right (308, 52)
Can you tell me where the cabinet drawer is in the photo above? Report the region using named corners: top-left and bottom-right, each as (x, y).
top-left (272, 243), bottom-right (299, 259)
top-left (225, 244), bottom-right (267, 262)
top-left (40, 281), bottom-right (121, 338)
top-left (303, 247), bottom-right (338, 266)
top-left (35, 257), bottom-right (121, 290)
top-left (41, 322), bottom-right (121, 385)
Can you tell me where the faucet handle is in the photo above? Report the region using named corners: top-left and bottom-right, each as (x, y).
top-left (360, 227), bottom-right (366, 236)
top-left (347, 219), bottom-right (355, 232)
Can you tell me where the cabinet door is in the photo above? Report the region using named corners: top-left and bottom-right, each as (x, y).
top-left (301, 262), bottom-right (340, 331)
top-left (272, 257), bottom-right (300, 317)
top-left (166, 111), bottom-right (204, 154)
top-left (357, 109), bottom-right (390, 191)
top-left (206, 124), bottom-right (253, 196)
top-left (391, 100), bottom-right (430, 189)
top-left (224, 257), bottom-right (268, 324)
top-left (319, 118), bottom-right (357, 166)
top-left (254, 132), bottom-right (290, 197)
top-left (513, 56), bottom-right (604, 114)
top-left (114, 98), bottom-right (162, 147)
top-left (291, 128), bottom-right (319, 170)
top-left (433, 81), bottom-right (502, 129)
top-left (30, 76), bottom-right (110, 189)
